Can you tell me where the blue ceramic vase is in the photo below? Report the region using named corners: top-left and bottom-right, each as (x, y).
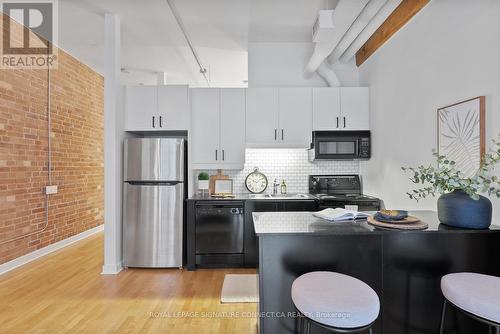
top-left (437, 190), bottom-right (492, 229)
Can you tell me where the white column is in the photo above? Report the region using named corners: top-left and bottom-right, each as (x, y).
top-left (102, 13), bottom-right (122, 275)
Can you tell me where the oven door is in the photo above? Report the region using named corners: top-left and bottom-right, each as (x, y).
top-left (314, 137), bottom-right (360, 160)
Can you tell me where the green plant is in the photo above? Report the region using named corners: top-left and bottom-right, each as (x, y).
top-left (402, 134), bottom-right (500, 201)
top-left (198, 172), bottom-right (209, 181)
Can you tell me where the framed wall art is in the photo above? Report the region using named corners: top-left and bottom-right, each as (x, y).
top-left (437, 96), bottom-right (485, 178)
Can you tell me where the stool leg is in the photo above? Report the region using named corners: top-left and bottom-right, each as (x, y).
top-left (452, 304), bottom-right (461, 334)
top-left (296, 314), bottom-right (302, 334)
top-left (368, 328), bottom-right (373, 334)
top-left (495, 326), bottom-right (500, 334)
top-left (439, 299), bottom-right (447, 334)
top-left (306, 319), bottom-right (311, 334)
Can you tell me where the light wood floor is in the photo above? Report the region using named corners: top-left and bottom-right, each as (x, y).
top-left (0, 232), bottom-right (258, 334)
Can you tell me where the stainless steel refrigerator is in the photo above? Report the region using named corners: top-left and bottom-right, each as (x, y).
top-left (123, 138), bottom-right (185, 268)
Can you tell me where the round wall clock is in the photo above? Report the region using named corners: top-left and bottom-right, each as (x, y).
top-left (245, 167), bottom-right (268, 194)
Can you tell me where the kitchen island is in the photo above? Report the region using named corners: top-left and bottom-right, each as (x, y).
top-left (253, 211), bottom-right (500, 334)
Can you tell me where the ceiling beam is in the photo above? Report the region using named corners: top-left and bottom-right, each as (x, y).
top-left (355, 0), bottom-right (430, 66)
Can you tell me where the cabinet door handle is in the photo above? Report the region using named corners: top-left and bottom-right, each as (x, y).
top-left (159, 116), bottom-right (163, 128)
top-left (336, 117), bottom-right (339, 128)
top-left (222, 150), bottom-right (225, 161)
top-left (274, 129), bottom-right (277, 141)
top-left (343, 117), bottom-right (346, 128)
top-left (152, 116), bottom-right (156, 128)
top-left (215, 150), bottom-right (218, 161)
top-left (281, 129), bottom-right (284, 140)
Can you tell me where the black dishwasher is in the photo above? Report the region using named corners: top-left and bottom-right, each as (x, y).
top-left (195, 201), bottom-right (245, 267)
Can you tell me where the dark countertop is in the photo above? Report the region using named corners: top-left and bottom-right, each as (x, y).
top-left (187, 193), bottom-right (317, 201)
top-left (253, 210), bottom-right (500, 235)
top-left (187, 193), bottom-right (252, 201)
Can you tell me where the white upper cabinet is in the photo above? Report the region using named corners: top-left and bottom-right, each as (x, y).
top-left (125, 85), bottom-right (157, 131)
top-left (278, 88), bottom-right (312, 147)
top-left (246, 87), bottom-right (312, 148)
top-left (157, 85), bottom-right (189, 130)
top-left (190, 88), bottom-right (220, 165)
top-left (125, 85), bottom-right (189, 131)
top-left (245, 88), bottom-right (279, 147)
top-left (191, 88), bottom-right (246, 169)
top-left (340, 87), bottom-right (370, 130)
top-left (220, 89), bottom-right (246, 166)
top-left (312, 87), bottom-right (341, 130)
top-left (312, 87), bottom-right (369, 131)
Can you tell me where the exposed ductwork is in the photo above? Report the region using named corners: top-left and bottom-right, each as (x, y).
top-left (316, 61), bottom-right (341, 87)
top-left (336, 0), bottom-right (402, 63)
top-left (304, 0), bottom-right (402, 86)
top-left (304, 42), bottom-right (338, 79)
top-left (327, 0), bottom-right (388, 63)
top-left (303, 0), bottom-right (370, 86)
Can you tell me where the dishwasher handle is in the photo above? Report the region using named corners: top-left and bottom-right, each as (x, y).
top-left (195, 201), bottom-right (244, 209)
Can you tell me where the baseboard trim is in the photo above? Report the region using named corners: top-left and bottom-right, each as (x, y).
top-left (0, 225), bottom-right (104, 276)
top-left (101, 262), bottom-right (123, 275)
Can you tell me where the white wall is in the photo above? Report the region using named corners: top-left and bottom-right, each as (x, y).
top-left (249, 42), bottom-right (360, 87)
top-left (359, 0), bottom-right (500, 221)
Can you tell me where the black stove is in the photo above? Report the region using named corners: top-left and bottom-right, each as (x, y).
top-left (309, 175), bottom-right (381, 211)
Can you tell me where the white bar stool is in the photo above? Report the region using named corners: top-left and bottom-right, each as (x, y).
top-left (291, 271), bottom-right (380, 334)
top-left (440, 272), bottom-right (500, 334)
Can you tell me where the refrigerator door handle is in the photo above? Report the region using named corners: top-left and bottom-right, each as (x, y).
top-left (126, 181), bottom-right (183, 186)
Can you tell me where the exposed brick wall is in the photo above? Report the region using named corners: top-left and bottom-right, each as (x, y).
top-left (0, 14), bottom-right (104, 264)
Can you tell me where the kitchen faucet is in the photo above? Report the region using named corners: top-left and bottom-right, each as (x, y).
top-left (273, 179), bottom-right (279, 195)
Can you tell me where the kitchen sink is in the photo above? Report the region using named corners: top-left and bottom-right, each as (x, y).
top-left (249, 193), bottom-right (313, 200)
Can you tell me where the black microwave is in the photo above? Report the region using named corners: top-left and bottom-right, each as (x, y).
top-left (308, 131), bottom-right (371, 161)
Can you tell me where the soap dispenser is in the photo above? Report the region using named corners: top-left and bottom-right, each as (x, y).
top-left (280, 179), bottom-right (287, 194)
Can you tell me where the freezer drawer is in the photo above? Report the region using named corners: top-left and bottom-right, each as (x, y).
top-left (123, 183), bottom-right (183, 267)
top-left (124, 138), bottom-right (184, 182)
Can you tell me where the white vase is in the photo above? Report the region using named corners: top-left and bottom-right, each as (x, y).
top-left (198, 180), bottom-right (209, 190)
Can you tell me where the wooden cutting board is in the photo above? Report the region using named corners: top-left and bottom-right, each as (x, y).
top-left (209, 169), bottom-right (229, 195)
top-left (368, 216), bottom-right (428, 230)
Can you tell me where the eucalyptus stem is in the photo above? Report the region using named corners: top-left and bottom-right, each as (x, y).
top-left (402, 134), bottom-right (500, 201)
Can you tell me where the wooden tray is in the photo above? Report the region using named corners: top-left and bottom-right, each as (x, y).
top-left (209, 169), bottom-right (229, 195)
top-left (368, 216), bottom-right (428, 230)
top-left (373, 215), bottom-right (421, 224)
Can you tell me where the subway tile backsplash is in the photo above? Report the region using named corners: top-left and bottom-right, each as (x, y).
top-left (193, 148), bottom-right (359, 194)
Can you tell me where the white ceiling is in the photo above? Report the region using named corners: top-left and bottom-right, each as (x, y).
top-left (57, 0), bottom-right (333, 86)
